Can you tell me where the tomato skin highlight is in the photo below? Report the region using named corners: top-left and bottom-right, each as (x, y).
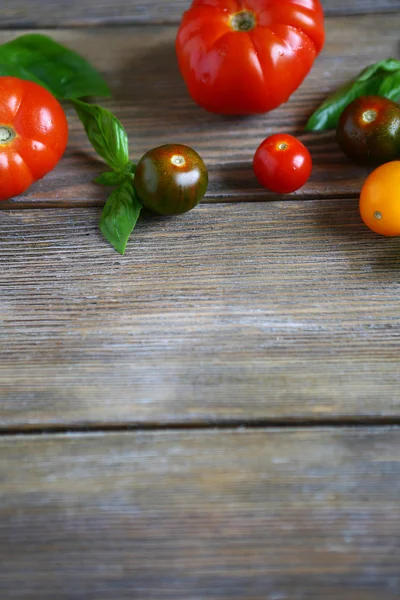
top-left (337, 95), bottom-right (400, 165)
top-left (0, 76), bottom-right (68, 201)
top-left (359, 161), bottom-right (400, 236)
top-left (253, 134), bottom-right (312, 194)
top-left (176, 0), bottom-right (325, 115)
top-left (134, 144), bottom-right (208, 216)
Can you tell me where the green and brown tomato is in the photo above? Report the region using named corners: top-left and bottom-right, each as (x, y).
top-left (134, 144), bottom-right (208, 216)
top-left (336, 95), bottom-right (400, 164)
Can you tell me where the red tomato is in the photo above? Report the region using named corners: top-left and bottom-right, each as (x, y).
top-left (253, 134), bottom-right (312, 194)
top-left (176, 0), bottom-right (325, 115)
top-left (0, 76), bottom-right (68, 201)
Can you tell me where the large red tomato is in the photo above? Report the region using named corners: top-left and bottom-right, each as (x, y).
top-left (176, 0), bottom-right (325, 115)
top-left (0, 76), bottom-right (68, 201)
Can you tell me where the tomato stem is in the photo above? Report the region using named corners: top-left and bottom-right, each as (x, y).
top-left (362, 109), bottom-right (377, 124)
top-left (171, 155), bottom-right (186, 167)
top-left (0, 125), bottom-right (16, 145)
top-left (230, 11), bottom-right (257, 32)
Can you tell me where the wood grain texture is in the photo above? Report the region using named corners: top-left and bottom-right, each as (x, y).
top-left (0, 428), bottom-right (399, 599)
top-left (2, 0), bottom-right (400, 27)
top-left (0, 13), bottom-right (399, 209)
top-left (1, 202), bottom-right (400, 428)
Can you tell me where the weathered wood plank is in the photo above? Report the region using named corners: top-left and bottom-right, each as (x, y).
top-left (0, 428), bottom-right (399, 599)
top-left (2, 0), bottom-right (400, 27)
top-left (1, 202), bottom-right (400, 427)
top-left (0, 14), bottom-right (398, 209)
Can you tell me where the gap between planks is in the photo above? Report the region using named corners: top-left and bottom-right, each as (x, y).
top-left (0, 194), bottom-right (360, 211)
top-left (1, 417), bottom-right (400, 437)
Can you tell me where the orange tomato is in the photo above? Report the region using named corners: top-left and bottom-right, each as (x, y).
top-left (359, 161), bottom-right (400, 236)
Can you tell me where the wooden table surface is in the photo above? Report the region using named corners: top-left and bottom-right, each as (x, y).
top-left (1, 1), bottom-right (400, 598)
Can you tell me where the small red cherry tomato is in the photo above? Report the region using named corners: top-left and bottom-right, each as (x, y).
top-left (0, 76), bottom-right (68, 201)
top-left (253, 134), bottom-right (312, 194)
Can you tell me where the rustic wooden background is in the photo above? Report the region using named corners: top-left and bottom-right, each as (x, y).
top-left (0, 1), bottom-right (399, 598)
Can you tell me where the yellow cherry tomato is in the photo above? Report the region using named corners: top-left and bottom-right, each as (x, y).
top-left (359, 161), bottom-right (400, 236)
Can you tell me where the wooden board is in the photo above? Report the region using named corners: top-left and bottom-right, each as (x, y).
top-left (0, 13), bottom-right (398, 209)
top-left (0, 2), bottom-right (398, 597)
top-left (2, 0), bottom-right (400, 27)
top-left (0, 428), bottom-right (399, 599)
top-left (1, 202), bottom-right (400, 429)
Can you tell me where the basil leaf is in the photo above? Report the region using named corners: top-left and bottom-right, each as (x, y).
top-left (0, 34), bottom-right (110, 99)
top-left (99, 181), bottom-right (142, 255)
top-left (306, 58), bottom-right (400, 131)
top-left (94, 172), bottom-right (127, 186)
top-left (72, 99), bottom-right (129, 171)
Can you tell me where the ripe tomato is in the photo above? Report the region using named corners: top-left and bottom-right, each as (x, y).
top-left (337, 96), bottom-right (400, 165)
top-left (253, 134), bottom-right (312, 194)
top-left (359, 161), bottom-right (400, 236)
top-left (0, 76), bottom-right (68, 201)
top-left (176, 0), bottom-right (325, 115)
top-left (134, 144), bottom-right (208, 215)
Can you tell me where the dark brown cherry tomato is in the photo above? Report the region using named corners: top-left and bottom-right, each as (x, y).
top-left (134, 144), bottom-right (208, 216)
top-left (337, 95), bottom-right (400, 164)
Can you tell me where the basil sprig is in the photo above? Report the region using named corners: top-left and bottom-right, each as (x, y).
top-left (94, 172), bottom-right (130, 187)
top-left (72, 100), bottom-right (143, 255)
top-left (0, 34), bottom-right (110, 99)
top-left (306, 58), bottom-right (400, 131)
top-left (72, 99), bottom-right (129, 171)
top-left (99, 181), bottom-right (143, 256)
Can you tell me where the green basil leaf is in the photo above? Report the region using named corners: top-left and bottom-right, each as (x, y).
top-left (99, 181), bottom-right (142, 255)
top-left (357, 59), bottom-right (400, 82)
top-left (305, 58), bottom-right (400, 131)
top-left (94, 171), bottom-right (127, 186)
top-left (72, 99), bottom-right (129, 171)
top-left (0, 34), bottom-right (110, 99)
